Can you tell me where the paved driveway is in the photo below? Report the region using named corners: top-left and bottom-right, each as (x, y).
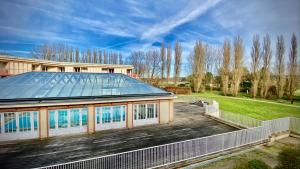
top-left (0, 102), bottom-right (237, 169)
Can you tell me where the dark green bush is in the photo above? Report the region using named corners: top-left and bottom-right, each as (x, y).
top-left (275, 146), bottom-right (300, 169)
top-left (247, 160), bottom-right (271, 169)
top-left (233, 159), bottom-right (271, 169)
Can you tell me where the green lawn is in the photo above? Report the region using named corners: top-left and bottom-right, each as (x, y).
top-left (177, 92), bottom-right (300, 120)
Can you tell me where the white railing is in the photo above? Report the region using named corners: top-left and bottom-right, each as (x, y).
top-left (36, 116), bottom-right (293, 169)
top-left (289, 117), bottom-right (300, 134)
top-left (205, 105), bottom-right (262, 128)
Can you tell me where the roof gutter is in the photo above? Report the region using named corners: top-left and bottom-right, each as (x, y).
top-left (0, 94), bottom-right (176, 109)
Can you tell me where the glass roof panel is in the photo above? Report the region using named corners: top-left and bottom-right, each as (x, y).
top-left (0, 72), bottom-right (170, 100)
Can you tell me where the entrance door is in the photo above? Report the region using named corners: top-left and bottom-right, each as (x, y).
top-left (48, 108), bottom-right (87, 136)
top-left (133, 103), bottom-right (158, 127)
top-left (95, 105), bottom-right (126, 131)
top-left (0, 111), bottom-right (39, 141)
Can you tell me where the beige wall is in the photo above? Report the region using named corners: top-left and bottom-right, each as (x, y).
top-left (127, 103), bottom-right (133, 128)
top-left (87, 105), bottom-right (95, 134)
top-left (48, 67), bottom-right (58, 72)
top-left (159, 100), bottom-right (171, 124)
top-left (114, 68), bottom-right (123, 73)
top-left (39, 108), bottom-right (48, 140)
top-left (6, 61), bottom-right (32, 75)
top-left (169, 100), bottom-right (174, 122)
top-left (65, 66), bottom-right (73, 72)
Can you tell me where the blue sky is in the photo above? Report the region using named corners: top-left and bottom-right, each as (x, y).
top-left (0, 0), bottom-right (299, 74)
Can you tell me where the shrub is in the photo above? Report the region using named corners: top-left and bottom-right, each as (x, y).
top-left (247, 160), bottom-right (271, 169)
top-left (233, 159), bottom-right (271, 169)
top-left (164, 86), bottom-right (191, 94)
top-left (275, 146), bottom-right (300, 169)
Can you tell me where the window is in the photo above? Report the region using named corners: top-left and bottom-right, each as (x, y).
top-left (134, 103), bottom-right (158, 120)
top-left (74, 67), bottom-right (80, 72)
top-left (96, 105), bottom-right (126, 124)
top-left (112, 106), bottom-right (121, 122)
top-left (155, 104), bottom-right (158, 118)
top-left (147, 104), bottom-right (155, 119)
top-left (32, 65), bottom-right (38, 71)
top-left (59, 67), bottom-right (65, 72)
top-left (81, 67), bottom-right (87, 71)
top-left (19, 112), bottom-right (31, 132)
top-left (109, 69), bottom-right (114, 73)
top-left (96, 108), bottom-right (101, 124)
top-left (49, 110), bottom-right (56, 129)
top-left (138, 104), bottom-right (146, 119)
top-left (102, 107), bottom-right (111, 123)
top-left (58, 110), bottom-right (68, 128)
top-left (4, 113), bottom-right (16, 133)
top-left (70, 109), bottom-right (80, 127)
top-left (81, 108), bottom-right (87, 126)
top-left (34, 112), bottom-right (38, 130)
top-left (102, 68), bottom-right (108, 73)
top-left (122, 106), bottom-right (126, 121)
top-left (134, 105), bottom-right (138, 120)
top-left (42, 66), bottom-right (48, 72)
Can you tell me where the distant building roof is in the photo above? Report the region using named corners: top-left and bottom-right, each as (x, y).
top-left (0, 55), bottom-right (134, 69)
top-left (0, 72), bottom-right (171, 102)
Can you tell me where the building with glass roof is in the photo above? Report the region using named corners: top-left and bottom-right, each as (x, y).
top-left (0, 72), bottom-right (175, 141)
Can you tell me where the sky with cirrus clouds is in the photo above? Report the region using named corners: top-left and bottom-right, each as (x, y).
top-left (0, 0), bottom-right (299, 75)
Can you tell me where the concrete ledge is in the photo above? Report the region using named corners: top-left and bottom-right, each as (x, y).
top-left (289, 132), bottom-right (300, 139)
top-left (269, 131), bottom-right (290, 143)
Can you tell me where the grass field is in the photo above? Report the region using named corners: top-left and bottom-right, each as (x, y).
top-left (177, 92), bottom-right (300, 120)
top-left (194, 137), bottom-right (300, 169)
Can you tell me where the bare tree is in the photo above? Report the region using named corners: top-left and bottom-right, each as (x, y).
top-left (112, 52), bottom-right (118, 64)
top-left (260, 34), bottom-right (272, 98)
top-left (69, 47), bottom-right (73, 62)
top-left (287, 33), bottom-right (298, 103)
top-left (205, 45), bottom-right (214, 73)
top-left (232, 35), bottom-right (244, 96)
top-left (118, 53), bottom-right (123, 64)
top-left (146, 50), bottom-right (161, 79)
top-left (166, 43), bottom-right (172, 83)
top-left (81, 50), bottom-right (86, 63)
top-left (93, 49), bottom-right (97, 63)
top-left (214, 47), bottom-right (223, 75)
top-left (275, 35), bottom-right (285, 98)
top-left (129, 51), bottom-right (146, 77)
top-left (75, 48), bottom-right (79, 63)
top-left (220, 39), bottom-right (231, 96)
top-left (103, 50), bottom-right (108, 64)
top-left (250, 34), bottom-right (261, 98)
top-left (160, 42), bottom-right (166, 80)
top-left (87, 49), bottom-right (92, 63)
top-left (98, 49), bottom-right (102, 64)
top-left (192, 41), bottom-right (206, 92)
top-left (174, 41), bottom-right (182, 85)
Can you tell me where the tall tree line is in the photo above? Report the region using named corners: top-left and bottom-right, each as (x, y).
top-left (31, 43), bottom-right (125, 65)
top-left (218, 33), bottom-right (298, 102)
top-left (127, 41), bottom-right (181, 85)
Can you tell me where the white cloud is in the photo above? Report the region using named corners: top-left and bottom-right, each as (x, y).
top-left (141, 0), bottom-right (221, 39)
top-left (0, 26), bottom-right (77, 43)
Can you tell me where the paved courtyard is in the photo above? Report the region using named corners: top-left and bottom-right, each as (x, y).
top-left (0, 102), bottom-right (237, 169)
